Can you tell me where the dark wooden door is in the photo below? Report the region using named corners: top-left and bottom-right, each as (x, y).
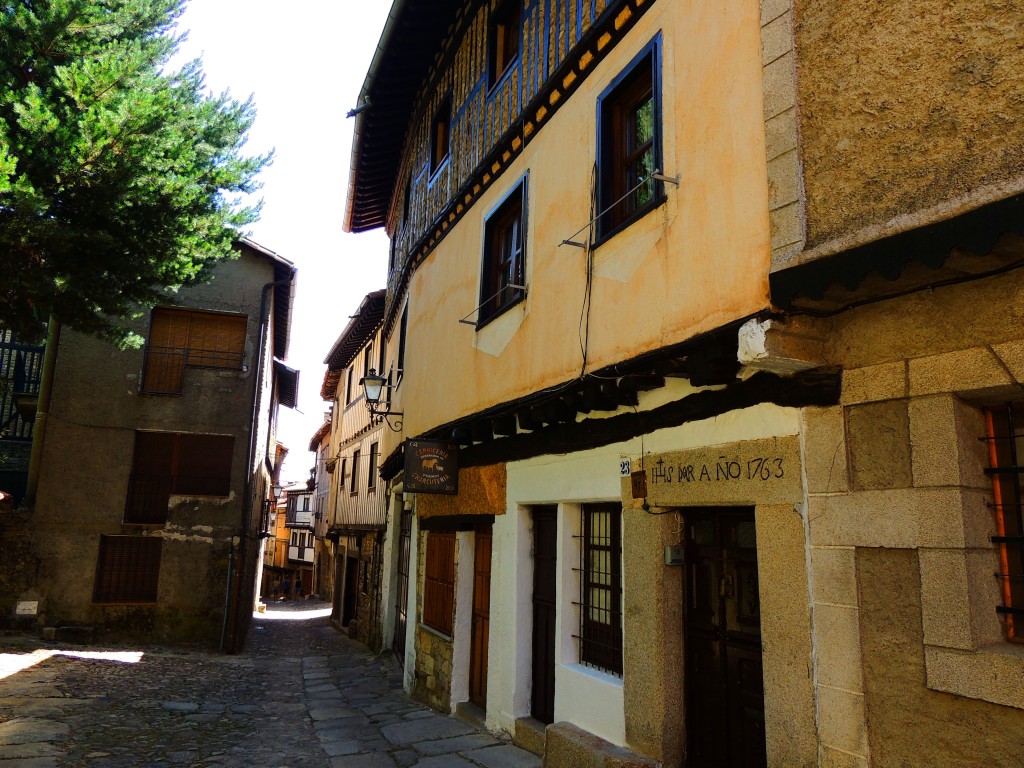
top-left (392, 507), bottom-right (412, 664)
top-left (469, 525), bottom-right (493, 708)
top-left (532, 506), bottom-right (557, 724)
top-left (342, 555), bottom-right (359, 626)
top-left (685, 508), bottom-right (766, 768)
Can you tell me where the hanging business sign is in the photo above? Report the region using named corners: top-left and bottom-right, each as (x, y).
top-left (404, 439), bottom-right (459, 495)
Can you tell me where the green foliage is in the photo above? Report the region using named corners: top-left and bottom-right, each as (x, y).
top-left (0, 0), bottom-right (270, 345)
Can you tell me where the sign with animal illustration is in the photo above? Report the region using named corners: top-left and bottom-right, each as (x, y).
top-left (404, 439), bottom-right (459, 494)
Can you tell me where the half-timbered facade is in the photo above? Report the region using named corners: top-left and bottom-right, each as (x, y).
top-left (320, 290), bottom-right (390, 650)
top-left (346, 0), bottom-right (1024, 765)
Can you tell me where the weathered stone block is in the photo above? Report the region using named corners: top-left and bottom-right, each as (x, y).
top-left (841, 361), bottom-right (906, 405)
top-left (810, 546), bottom-right (857, 606)
top-left (807, 489), bottom-right (918, 548)
top-left (813, 603), bottom-right (864, 692)
top-left (802, 407), bottom-right (849, 494)
top-left (846, 400), bottom-right (911, 491)
top-left (816, 686), bottom-right (867, 757)
top-left (761, 10), bottom-right (792, 66)
top-left (762, 51), bottom-right (797, 121)
top-left (908, 347), bottom-right (1012, 397)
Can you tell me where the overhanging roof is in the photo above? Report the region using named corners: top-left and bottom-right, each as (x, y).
top-left (344, 0), bottom-right (464, 233)
top-left (236, 238), bottom-right (296, 360)
top-left (320, 289), bottom-right (387, 400)
top-left (308, 419), bottom-right (331, 452)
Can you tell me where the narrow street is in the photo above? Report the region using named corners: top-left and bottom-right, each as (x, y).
top-left (0, 602), bottom-right (541, 768)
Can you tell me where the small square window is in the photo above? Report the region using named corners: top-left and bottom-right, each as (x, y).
top-left (597, 41), bottom-right (662, 241)
top-left (478, 177), bottom-right (528, 327)
top-left (430, 95), bottom-right (452, 176)
top-left (93, 535), bottom-right (162, 604)
top-left (488, 0), bottom-right (521, 89)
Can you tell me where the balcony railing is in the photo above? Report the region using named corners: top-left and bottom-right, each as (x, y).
top-left (140, 345), bottom-right (244, 395)
top-left (288, 544), bottom-right (314, 563)
top-left (0, 330), bottom-right (44, 441)
top-left (285, 508), bottom-right (314, 528)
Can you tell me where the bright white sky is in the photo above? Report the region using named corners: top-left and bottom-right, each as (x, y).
top-left (172, 1), bottom-right (394, 482)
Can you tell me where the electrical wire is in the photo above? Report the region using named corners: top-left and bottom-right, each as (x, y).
top-left (578, 162), bottom-right (598, 378)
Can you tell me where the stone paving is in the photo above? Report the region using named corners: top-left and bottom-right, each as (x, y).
top-left (0, 601), bottom-right (541, 768)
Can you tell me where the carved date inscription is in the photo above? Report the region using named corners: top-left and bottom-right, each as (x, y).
top-left (651, 455), bottom-right (785, 485)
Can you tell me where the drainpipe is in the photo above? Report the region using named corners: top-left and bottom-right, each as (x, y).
top-left (219, 536), bottom-right (237, 651)
top-left (23, 315), bottom-right (62, 507)
top-left (224, 275), bottom-right (293, 652)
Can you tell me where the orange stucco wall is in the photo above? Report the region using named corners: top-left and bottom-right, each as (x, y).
top-left (398, 0), bottom-right (770, 436)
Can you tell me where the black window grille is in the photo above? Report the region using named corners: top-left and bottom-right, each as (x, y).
top-left (983, 404), bottom-right (1024, 642)
top-left (576, 503), bottom-right (623, 674)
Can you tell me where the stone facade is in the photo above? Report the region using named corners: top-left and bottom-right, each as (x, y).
top-left (411, 529), bottom-right (457, 713)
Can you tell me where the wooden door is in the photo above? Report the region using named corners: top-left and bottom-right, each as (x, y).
top-left (684, 508), bottom-right (766, 768)
top-left (531, 506), bottom-right (558, 724)
top-left (392, 507), bottom-right (413, 664)
top-left (469, 525), bottom-right (493, 708)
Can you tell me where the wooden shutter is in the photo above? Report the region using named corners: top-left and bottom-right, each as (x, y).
top-left (423, 531), bottom-right (456, 634)
top-left (93, 535), bottom-right (162, 603)
top-left (188, 312), bottom-right (246, 368)
top-left (125, 432), bottom-right (175, 524)
top-left (175, 434), bottom-right (234, 496)
top-left (143, 309), bottom-right (190, 393)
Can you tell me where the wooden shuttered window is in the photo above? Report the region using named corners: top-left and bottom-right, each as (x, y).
top-left (124, 432), bottom-right (235, 524)
top-left (423, 531), bottom-right (456, 635)
top-left (143, 308), bottom-right (247, 393)
top-left (93, 535), bottom-right (162, 603)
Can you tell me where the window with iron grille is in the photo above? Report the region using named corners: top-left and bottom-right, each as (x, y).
top-left (93, 535), bottom-right (162, 604)
top-left (124, 432), bottom-right (234, 524)
top-left (487, 0), bottom-right (521, 89)
top-left (578, 503), bottom-right (623, 674)
top-left (479, 176), bottom-right (528, 327)
top-left (345, 366), bottom-right (354, 404)
top-left (984, 405), bottom-right (1024, 642)
top-left (350, 450), bottom-right (361, 495)
top-left (597, 38), bottom-right (662, 242)
top-left (142, 308), bottom-right (247, 394)
top-left (423, 531), bottom-right (456, 635)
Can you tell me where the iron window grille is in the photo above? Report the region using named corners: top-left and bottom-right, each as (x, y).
top-left (423, 530), bottom-right (456, 635)
top-left (596, 37), bottom-right (663, 243)
top-left (983, 404), bottom-right (1024, 642)
top-left (574, 503), bottom-right (623, 675)
top-left (93, 535), bottom-right (162, 604)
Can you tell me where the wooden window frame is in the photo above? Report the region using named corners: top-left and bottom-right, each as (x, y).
top-left (350, 449), bottom-right (361, 496)
top-left (429, 94), bottom-right (452, 178)
top-left (578, 503), bottom-right (623, 675)
top-left (423, 530), bottom-right (456, 635)
top-left (596, 37), bottom-right (664, 244)
top-left (487, 0), bottom-right (522, 91)
top-left (478, 175), bottom-right (528, 328)
top-left (345, 366), bottom-right (354, 405)
top-left (368, 442), bottom-right (379, 490)
top-left (93, 535), bottom-right (162, 604)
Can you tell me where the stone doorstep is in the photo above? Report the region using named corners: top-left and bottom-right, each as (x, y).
top-left (454, 700), bottom-right (486, 731)
top-left (543, 722), bottom-right (659, 768)
top-left (513, 716), bottom-right (546, 757)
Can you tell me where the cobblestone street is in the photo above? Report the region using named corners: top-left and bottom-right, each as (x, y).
top-left (0, 602), bottom-right (541, 768)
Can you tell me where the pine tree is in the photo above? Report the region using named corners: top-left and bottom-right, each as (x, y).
top-left (0, 0), bottom-right (271, 345)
